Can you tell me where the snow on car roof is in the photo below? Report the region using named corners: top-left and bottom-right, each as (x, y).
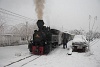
top-left (73, 35), bottom-right (87, 42)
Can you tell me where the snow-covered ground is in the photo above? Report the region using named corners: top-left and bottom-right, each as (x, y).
top-left (0, 39), bottom-right (100, 67)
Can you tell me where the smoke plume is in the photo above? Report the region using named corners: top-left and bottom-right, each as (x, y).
top-left (34, 0), bottom-right (45, 20)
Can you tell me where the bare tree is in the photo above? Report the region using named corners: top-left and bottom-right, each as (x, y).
top-left (0, 15), bottom-right (6, 46)
top-left (85, 15), bottom-right (98, 56)
top-left (0, 16), bottom-right (6, 33)
top-left (16, 22), bottom-right (36, 42)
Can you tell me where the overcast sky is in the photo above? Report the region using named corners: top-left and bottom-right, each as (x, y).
top-left (0, 0), bottom-right (100, 32)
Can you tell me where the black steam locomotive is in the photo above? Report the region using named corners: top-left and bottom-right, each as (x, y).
top-left (28, 20), bottom-right (62, 55)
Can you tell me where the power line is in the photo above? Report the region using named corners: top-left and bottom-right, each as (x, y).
top-left (0, 8), bottom-right (35, 21)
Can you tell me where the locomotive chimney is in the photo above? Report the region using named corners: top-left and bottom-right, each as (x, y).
top-left (37, 20), bottom-right (44, 30)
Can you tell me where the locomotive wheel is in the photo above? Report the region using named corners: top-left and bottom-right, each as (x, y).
top-left (52, 43), bottom-right (55, 48)
top-left (44, 45), bottom-right (49, 54)
top-left (44, 43), bottom-right (52, 54)
top-left (50, 43), bottom-right (52, 51)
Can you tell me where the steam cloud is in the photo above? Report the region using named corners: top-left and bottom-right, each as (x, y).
top-left (34, 0), bottom-right (45, 20)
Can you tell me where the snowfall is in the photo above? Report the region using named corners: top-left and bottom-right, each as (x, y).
top-left (0, 39), bottom-right (100, 67)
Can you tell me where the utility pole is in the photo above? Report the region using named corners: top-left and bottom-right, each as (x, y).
top-left (87, 15), bottom-right (92, 53)
top-left (91, 16), bottom-right (97, 31)
top-left (91, 16), bottom-right (97, 41)
top-left (89, 15), bottom-right (91, 42)
top-left (26, 22), bottom-right (28, 42)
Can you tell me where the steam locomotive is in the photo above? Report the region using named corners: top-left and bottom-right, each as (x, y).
top-left (28, 20), bottom-right (62, 55)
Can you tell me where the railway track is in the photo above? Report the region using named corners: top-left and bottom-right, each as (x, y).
top-left (21, 55), bottom-right (41, 67)
top-left (4, 55), bottom-right (41, 67)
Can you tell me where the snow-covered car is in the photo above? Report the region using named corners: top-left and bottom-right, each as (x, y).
top-left (72, 35), bottom-right (89, 52)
